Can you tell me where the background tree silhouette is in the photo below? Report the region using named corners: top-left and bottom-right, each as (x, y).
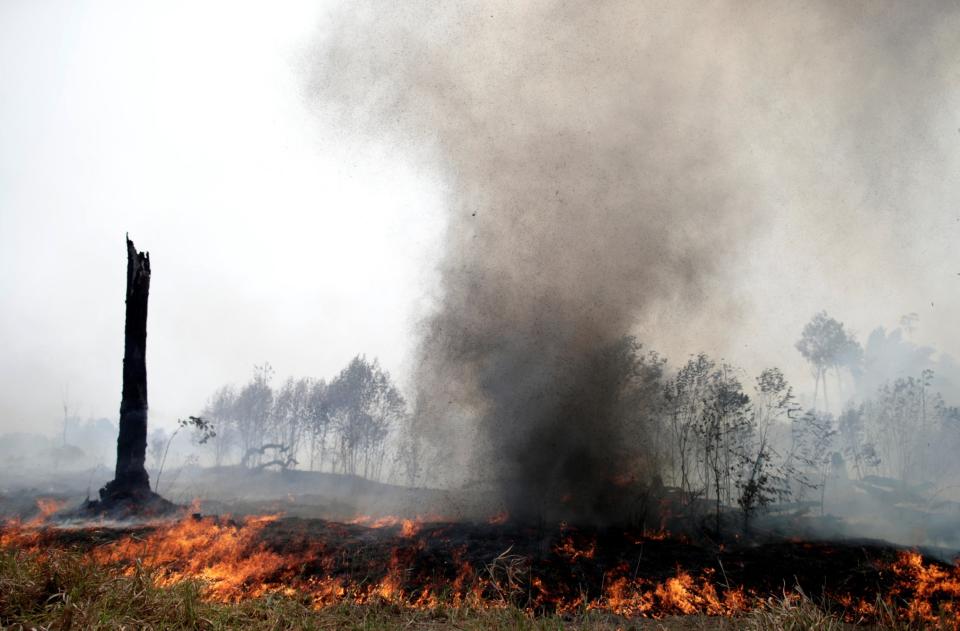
top-left (795, 311), bottom-right (862, 412)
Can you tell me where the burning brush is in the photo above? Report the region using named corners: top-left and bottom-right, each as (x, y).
top-left (3, 498), bottom-right (960, 627)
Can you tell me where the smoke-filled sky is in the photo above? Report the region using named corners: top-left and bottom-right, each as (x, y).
top-left (0, 1), bottom-right (447, 433)
top-left (1, 0), bottom-right (959, 441)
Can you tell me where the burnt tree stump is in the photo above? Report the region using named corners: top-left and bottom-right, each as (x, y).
top-left (94, 236), bottom-right (174, 513)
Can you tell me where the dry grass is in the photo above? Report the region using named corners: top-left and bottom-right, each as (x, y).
top-left (0, 547), bottom-right (954, 630)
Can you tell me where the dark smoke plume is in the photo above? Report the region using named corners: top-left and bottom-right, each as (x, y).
top-left (308, 1), bottom-right (959, 522)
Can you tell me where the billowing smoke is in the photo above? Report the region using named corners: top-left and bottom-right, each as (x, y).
top-left (307, 2), bottom-right (960, 522)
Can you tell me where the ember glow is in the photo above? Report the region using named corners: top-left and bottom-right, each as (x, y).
top-left (3, 502), bottom-right (959, 625)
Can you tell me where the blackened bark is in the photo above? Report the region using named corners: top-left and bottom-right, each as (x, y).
top-left (100, 236), bottom-right (152, 500)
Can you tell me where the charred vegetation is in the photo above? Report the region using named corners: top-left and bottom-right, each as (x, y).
top-left (81, 237), bottom-right (175, 518)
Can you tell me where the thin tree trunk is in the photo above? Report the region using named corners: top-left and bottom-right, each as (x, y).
top-left (715, 469), bottom-right (722, 539)
top-left (812, 368), bottom-right (821, 411)
top-left (100, 236), bottom-right (152, 501)
top-left (835, 368), bottom-right (842, 408)
top-left (822, 367), bottom-right (830, 414)
top-left (820, 477), bottom-right (827, 516)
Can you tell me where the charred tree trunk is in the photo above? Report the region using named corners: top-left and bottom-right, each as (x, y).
top-left (100, 236), bottom-right (153, 502)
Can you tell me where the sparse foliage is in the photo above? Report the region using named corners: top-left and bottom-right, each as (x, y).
top-left (789, 409), bottom-right (837, 514)
top-left (179, 415), bottom-right (216, 444)
top-left (697, 363), bottom-right (751, 536)
top-left (837, 405), bottom-right (880, 481)
top-left (664, 354), bottom-right (715, 503)
top-left (736, 368), bottom-right (796, 532)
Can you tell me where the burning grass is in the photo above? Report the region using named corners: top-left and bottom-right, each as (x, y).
top-left (2, 502), bottom-right (959, 629)
top-left (1, 548), bottom-right (947, 630)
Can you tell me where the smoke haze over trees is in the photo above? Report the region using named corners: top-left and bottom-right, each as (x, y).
top-left (141, 329), bottom-right (950, 543)
top-left (0, 2), bottom-right (958, 463)
top-left (6, 306), bottom-right (960, 540)
top-left (307, 0), bottom-right (960, 520)
top-left (197, 356), bottom-right (409, 484)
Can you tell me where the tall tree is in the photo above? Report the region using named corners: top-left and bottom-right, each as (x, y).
top-left (100, 236), bottom-right (153, 502)
top-left (795, 311), bottom-right (861, 411)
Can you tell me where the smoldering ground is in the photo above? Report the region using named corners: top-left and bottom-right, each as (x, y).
top-left (306, 1), bottom-right (960, 523)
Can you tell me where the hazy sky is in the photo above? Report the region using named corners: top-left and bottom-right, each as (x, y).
top-left (2, 1), bottom-right (959, 437)
top-left (0, 1), bottom-right (445, 433)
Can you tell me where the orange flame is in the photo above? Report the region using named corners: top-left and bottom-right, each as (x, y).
top-left (554, 535), bottom-right (595, 561)
top-left (885, 551), bottom-right (960, 625)
top-left (3, 511), bottom-right (960, 624)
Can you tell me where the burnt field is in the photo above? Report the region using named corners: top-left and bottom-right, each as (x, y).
top-left (3, 501), bottom-right (960, 628)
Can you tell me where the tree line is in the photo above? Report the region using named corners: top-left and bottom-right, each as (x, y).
top-left (196, 356), bottom-right (407, 482)
top-left (615, 310), bottom-right (960, 533)
top-left (182, 310), bottom-right (960, 534)
top-left (610, 340), bottom-right (825, 533)
top-left (793, 311), bottom-right (960, 486)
